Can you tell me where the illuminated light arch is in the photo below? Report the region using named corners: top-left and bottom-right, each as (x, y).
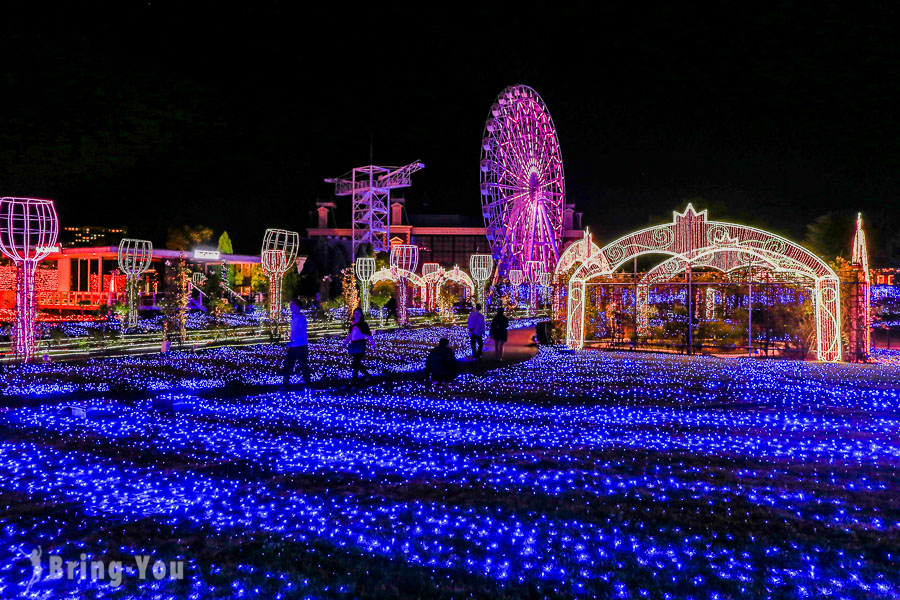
top-left (554, 229), bottom-right (604, 279)
top-left (370, 267), bottom-right (424, 289)
top-left (634, 249), bottom-right (812, 335)
top-left (553, 229), bottom-right (603, 320)
top-left (371, 266), bottom-right (424, 325)
top-left (567, 205), bottom-right (842, 362)
top-left (435, 265), bottom-right (475, 299)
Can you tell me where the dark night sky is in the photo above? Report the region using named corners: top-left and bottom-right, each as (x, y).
top-left (1, 2), bottom-right (898, 255)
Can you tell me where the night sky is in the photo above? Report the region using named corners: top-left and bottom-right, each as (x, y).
top-left (2, 2), bottom-right (897, 257)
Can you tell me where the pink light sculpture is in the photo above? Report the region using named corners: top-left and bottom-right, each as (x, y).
top-left (539, 271), bottom-right (552, 308)
top-left (390, 244), bottom-right (418, 325)
top-left (117, 238), bottom-right (153, 327)
top-left (480, 85), bottom-right (565, 276)
top-left (261, 228), bottom-right (299, 322)
top-left (422, 262), bottom-right (441, 311)
top-left (0, 198), bottom-right (59, 362)
top-left (509, 269), bottom-right (524, 307)
top-left (355, 257), bottom-right (376, 314)
top-left (524, 260), bottom-right (544, 315)
top-left (469, 254), bottom-right (493, 307)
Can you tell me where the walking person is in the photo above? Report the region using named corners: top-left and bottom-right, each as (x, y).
top-left (345, 307), bottom-right (376, 383)
top-left (467, 303), bottom-right (486, 359)
top-left (490, 306), bottom-right (509, 361)
top-left (281, 298), bottom-right (311, 387)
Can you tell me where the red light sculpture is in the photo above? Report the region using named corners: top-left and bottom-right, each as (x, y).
top-left (261, 228), bottom-right (299, 322)
top-left (390, 244), bottom-right (418, 325)
top-left (117, 238), bottom-right (153, 327)
top-left (0, 198), bottom-right (59, 362)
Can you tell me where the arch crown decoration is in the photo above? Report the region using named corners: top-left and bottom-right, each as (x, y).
top-left (566, 205), bottom-right (841, 362)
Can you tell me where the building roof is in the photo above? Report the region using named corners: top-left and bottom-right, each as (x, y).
top-left (46, 246), bottom-right (260, 264)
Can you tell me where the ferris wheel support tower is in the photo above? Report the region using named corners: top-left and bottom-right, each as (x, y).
top-left (326, 161), bottom-right (424, 256)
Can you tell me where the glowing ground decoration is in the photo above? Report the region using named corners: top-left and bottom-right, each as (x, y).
top-left (480, 85), bottom-right (564, 275)
top-left (567, 205), bottom-right (842, 362)
top-left (469, 254), bottom-right (493, 307)
top-left (390, 244), bottom-right (419, 325)
top-left (261, 228), bottom-right (299, 322)
top-left (117, 238), bottom-right (152, 327)
top-left (1, 342), bottom-right (898, 598)
top-left (355, 257), bottom-right (376, 314)
top-left (851, 213), bottom-right (871, 356)
top-left (326, 161), bottom-right (424, 255)
top-left (0, 198), bottom-right (58, 362)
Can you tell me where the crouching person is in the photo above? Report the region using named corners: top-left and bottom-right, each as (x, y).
top-left (424, 338), bottom-right (459, 386)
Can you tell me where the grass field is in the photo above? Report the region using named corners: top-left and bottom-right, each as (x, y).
top-left (1, 331), bottom-right (898, 598)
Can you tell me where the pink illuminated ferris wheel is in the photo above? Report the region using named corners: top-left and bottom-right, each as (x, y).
top-left (480, 84), bottom-right (565, 276)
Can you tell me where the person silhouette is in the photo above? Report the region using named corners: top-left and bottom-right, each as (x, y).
top-left (18, 546), bottom-right (42, 592)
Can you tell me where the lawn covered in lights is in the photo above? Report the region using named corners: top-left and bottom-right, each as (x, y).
top-left (1, 334), bottom-right (898, 599)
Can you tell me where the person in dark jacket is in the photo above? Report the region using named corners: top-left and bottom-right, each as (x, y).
top-left (489, 307), bottom-right (509, 361)
top-left (424, 338), bottom-right (459, 384)
top-left (384, 295), bottom-right (398, 322)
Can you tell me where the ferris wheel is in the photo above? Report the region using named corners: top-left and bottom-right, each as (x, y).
top-left (480, 84), bottom-right (565, 275)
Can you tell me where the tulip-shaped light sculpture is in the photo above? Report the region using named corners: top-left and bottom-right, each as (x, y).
top-left (524, 260), bottom-right (544, 316)
top-left (355, 257), bottom-right (376, 315)
top-left (422, 262), bottom-right (441, 311)
top-left (469, 254), bottom-right (493, 307)
top-left (539, 271), bottom-right (552, 309)
top-left (509, 269), bottom-right (524, 308)
top-left (117, 238), bottom-right (153, 327)
top-left (390, 244), bottom-right (418, 325)
top-left (261, 228), bottom-right (299, 322)
top-left (0, 198), bottom-right (59, 362)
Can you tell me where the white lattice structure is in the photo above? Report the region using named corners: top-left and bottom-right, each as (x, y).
top-left (0, 198), bottom-right (59, 362)
top-left (117, 238), bottom-right (152, 326)
top-left (469, 254), bottom-right (493, 307)
top-left (355, 257), bottom-right (376, 314)
top-left (390, 244), bottom-right (419, 325)
top-left (325, 162), bottom-right (424, 255)
top-left (261, 228), bottom-right (299, 322)
top-left (566, 205), bottom-right (842, 362)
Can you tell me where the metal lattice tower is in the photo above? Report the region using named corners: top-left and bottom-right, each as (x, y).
top-left (326, 161), bottom-right (424, 256)
top-left (117, 238), bottom-right (153, 327)
top-left (0, 198), bottom-right (59, 362)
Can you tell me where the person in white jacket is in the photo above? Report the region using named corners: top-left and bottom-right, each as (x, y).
top-left (467, 303), bottom-right (486, 359)
top-left (281, 298), bottom-right (311, 386)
